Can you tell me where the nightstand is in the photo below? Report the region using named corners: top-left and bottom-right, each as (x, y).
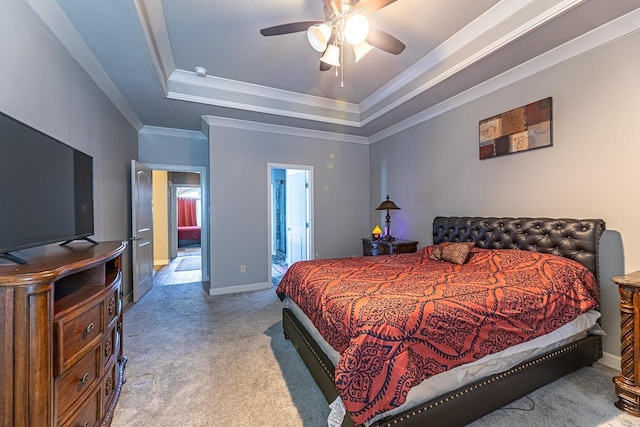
top-left (611, 271), bottom-right (640, 416)
top-left (361, 238), bottom-right (418, 256)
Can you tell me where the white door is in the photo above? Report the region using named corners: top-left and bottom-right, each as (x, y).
top-left (286, 169), bottom-right (308, 265)
top-left (131, 160), bottom-right (154, 302)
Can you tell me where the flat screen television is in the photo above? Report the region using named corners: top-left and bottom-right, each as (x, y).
top-left (0, 111), bottom-right (95, 264)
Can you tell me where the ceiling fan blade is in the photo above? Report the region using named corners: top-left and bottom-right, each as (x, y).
top-left (260, 20), bottom-right (324, 36)
top-left (320, 61), bottom-right (332, 71)
top-left (367, 28), bottom-right (405, 55)
top-left (321, 0), bottom-right (341, 17)
top-left (352, 0), bottom-right (397, 15)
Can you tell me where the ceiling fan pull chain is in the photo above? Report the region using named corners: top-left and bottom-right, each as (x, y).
top-left (341, 43), bottom-right (344, 88)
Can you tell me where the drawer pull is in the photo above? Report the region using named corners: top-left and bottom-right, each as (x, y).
top-left (105, 337), bottom-right (113, 357)
top-left (80, 373), bottom-right (90, 385)
top-left (108, 297), bottom-right (116, 316)
top-left (83, 422), bottom-right (90, 427)
top-left (85, 323), bottom-right (94, 335)
top-left (105, 376), bottom-right (114, 396)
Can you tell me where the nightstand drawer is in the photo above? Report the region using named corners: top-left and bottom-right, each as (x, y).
top-left (366, 241), bottom-right (392, 255)
top-left (362, 238), bottom-right (419, 256)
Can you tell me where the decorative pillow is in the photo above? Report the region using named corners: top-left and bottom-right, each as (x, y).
top-left (430, 242), bottom-right (475, 265)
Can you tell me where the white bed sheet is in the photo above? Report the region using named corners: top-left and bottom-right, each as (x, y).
top-left (284, 297), bottom-right (602, 426)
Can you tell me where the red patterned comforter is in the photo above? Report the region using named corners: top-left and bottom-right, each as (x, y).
top-left (276, 246), bottom-right (599, 425)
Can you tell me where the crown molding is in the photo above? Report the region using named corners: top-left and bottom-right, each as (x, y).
top-left (369, 7), bottom-right (640, 143)
top-left (203, 116), bottom-right (369, 145)
top-left (23, 0), bottom-right (143, 130)
top-left (131, 0), bottom-right (173, 96)
top-left (359, 0), bottom-right (538, 113)
top-left (140, 125), bottom-right (207, 139)
top-left (137, 0), bottom-right (589, 129)
top-left (27, 0), bottom-right (638, 143)
top-left (360, 0), bottom-right (586, 125)
top-left (168, 70), bottom-right (361, 127)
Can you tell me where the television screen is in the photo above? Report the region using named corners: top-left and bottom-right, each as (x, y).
top-left (0, 111), bottom-right (94, 259)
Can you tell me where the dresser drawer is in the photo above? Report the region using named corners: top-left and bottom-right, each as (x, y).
top-left (55, 346), bottom-right (101, 420)
top-left (59, 384), bottom-right (101, 427)
top-left (102, 358), bottom-right (119, 414)
top-left (55, 298), bottom-right (104, 375)
top-left (105, 279), bottom-right (120, 328)
top-left (102, 321), bottom-right (120, 371)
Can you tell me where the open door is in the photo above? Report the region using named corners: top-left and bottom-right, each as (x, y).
top-left (131, 160), bottom-right (154, 302)
top-left (285, 169), bottom-right (309, 266)
top-left (268, 164), bottom-right (313, 286)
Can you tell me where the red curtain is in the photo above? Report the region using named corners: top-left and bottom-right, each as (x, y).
top-left (178, 198), bottom-right (197, 226)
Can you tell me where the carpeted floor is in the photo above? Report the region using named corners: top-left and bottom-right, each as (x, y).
top-left (112, 283), bottom-right (638, 427)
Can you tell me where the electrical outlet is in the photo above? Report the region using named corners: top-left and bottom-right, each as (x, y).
top-left (240, 265), bottom-right (246, 273)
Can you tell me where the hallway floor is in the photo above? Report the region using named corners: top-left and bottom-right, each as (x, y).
top-left (154, 247), bottom-right (202, 286)
top-left (272, 254), bottom-right (288, 287)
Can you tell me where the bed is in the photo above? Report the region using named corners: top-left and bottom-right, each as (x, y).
top-left (177, 225), bottom-right (201, 247)
top-left (276, 216), bottom-right (605, 426)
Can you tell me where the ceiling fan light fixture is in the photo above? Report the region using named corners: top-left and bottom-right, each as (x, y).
top-left (307, 23), bottom-right (332, 52)
top-left (353, 40), bottom-right (374, 63)
top-left (345, 13), bottom-right (369, 45)
top-left (320, 44), bottom-right (341, 67)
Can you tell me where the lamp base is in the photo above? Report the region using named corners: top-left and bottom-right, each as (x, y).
top-left (380, 235), bottom-right (395, 241)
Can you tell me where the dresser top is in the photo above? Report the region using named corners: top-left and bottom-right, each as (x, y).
top-left (0, 241), bottom-right (126, 286)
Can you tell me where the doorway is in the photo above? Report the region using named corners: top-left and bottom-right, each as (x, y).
top-left (147, 164), bottom-right (209, 287)
top-left (268, 164), bottom-right (313, 286)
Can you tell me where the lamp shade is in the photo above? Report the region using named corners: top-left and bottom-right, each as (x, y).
top-left (320, 44), bottom-right (341, 67)
top-left (352, 40), bottom-right (374, 63)
top-left (307, 23), bottom-right (332, 52)
top-left (375, 195), bottom-right (400, 211)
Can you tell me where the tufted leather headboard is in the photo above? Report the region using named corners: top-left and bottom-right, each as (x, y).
top-left (433, 217), bottom-right (605, 282)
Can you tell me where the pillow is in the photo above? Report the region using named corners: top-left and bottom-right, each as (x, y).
top-left (430, 242), bottom-right (475, 265)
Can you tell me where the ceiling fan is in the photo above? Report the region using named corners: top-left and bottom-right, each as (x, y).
top-left (259, 0), bottom-right (405, 83)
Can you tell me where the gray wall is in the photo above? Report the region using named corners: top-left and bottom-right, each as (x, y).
top-left (170, 172), bottom-right (201, 186)
top-left (139, 126), bottom-right (209, 167)
top-left (208, 125), bottom-right (370, 291)
top-left (1, 0), bottom-right (138, 295)
top-left (369, 30), bottom-right (640, 363)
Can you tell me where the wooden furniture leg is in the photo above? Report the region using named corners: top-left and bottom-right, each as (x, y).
top-left (612, 271), bottom-right (640, 416)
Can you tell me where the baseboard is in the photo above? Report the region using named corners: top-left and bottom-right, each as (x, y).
top-left (599, 351), bottom-right (621, 371)
top-left (208, 281), bottom-right (271, 296)
top-left (122, 291), bottom-right (133, 308)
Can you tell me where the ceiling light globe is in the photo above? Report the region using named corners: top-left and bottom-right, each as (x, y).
top-left (353, 40), bottom-right (374, 63)
top-left (320, 44), bottom-right (341, 67)
top-left (307, 23), bottom-right (332, 52)
top-left (345, 14), bottom-right (369, 45)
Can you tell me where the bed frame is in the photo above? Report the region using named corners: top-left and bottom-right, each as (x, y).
top-left (282, 216), bottom-right (606, 426)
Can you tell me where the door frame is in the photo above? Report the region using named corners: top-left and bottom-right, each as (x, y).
top-left (267, 163), bottom-right (314, 282)
top-left (143, 163), bottom-right (209, 283)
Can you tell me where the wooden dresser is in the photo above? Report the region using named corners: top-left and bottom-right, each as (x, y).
top-left (0, 241), bottom-right (127, 427)
top-left (611, 271), bottom-right (640, 417)
top-left (361, 238), bottom-right (418, 256)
